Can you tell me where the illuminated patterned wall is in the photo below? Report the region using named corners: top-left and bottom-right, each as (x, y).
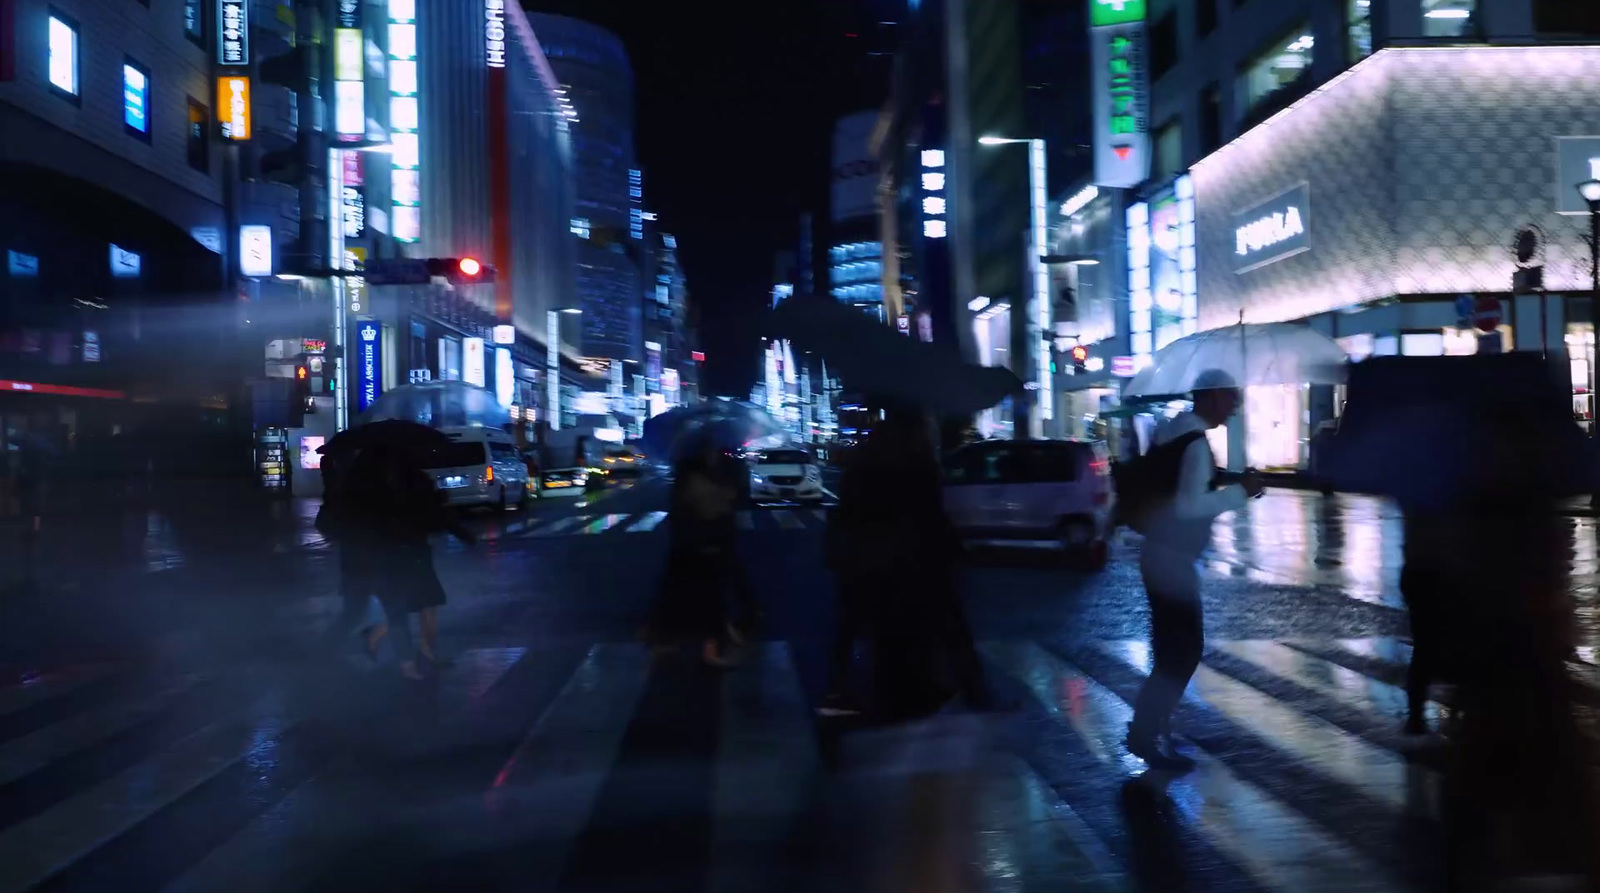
top-left (1191, 46), bottom-right (1600, 330)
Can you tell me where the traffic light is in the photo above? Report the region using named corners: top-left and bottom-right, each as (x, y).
top-left (424, 257), bottom-right (495, 285)
top-left (1070, 344), bottom-right (1089, 373)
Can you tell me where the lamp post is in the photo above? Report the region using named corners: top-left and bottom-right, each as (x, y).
top-left (980, 135), bottom-right (1051, 438)
top-left (546, 307), bottom-right (582, 431)
top-left (1578, 178), bottom-right (1600, 434)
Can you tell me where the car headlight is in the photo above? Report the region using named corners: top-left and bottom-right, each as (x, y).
top-left (751, 474), bottom-right (764, 484)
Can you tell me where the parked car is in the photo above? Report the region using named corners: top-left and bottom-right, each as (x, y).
top-left (748, 447), bottom-right (824, 502)
top-left (421, 427), bottom-right (530, 511)
top-left (942, 439), bottom-right (1113, 568)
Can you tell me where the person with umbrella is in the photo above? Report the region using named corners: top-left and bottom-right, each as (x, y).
top-left (316, 422), bottom-right (471, 677)
top-left (821, 407), bottom-right (990, 720)
top-left (1126, 369), bottom-right (1262, 771)
top-left (647, 435), bottom-right (745, 666)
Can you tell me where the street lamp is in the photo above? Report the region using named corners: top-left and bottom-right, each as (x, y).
top-left (980, 134), bottom-right (1051, 438)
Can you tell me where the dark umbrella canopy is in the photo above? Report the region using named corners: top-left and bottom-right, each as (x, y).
top-left (318, 419), bottom-right (453, 459)
top-left (771, 295), bottom-right (1024, 416)
top-left (1318, 354), bottom-right (1586, 509)
top-left (642, 401), bottom-right (785, 459)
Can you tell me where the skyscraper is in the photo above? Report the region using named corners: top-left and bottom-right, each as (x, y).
top-left (527, 13), bottom-right (643, 364)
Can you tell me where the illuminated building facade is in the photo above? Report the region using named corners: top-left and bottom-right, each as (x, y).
top-left (527, 13), bottom-right (643, 363)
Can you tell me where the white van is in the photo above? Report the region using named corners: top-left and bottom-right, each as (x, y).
top-left (420, 427), bottom-right (531, 510)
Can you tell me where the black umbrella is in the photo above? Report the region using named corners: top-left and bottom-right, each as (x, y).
top-left (771, 295), bottom-right (1024, 416)
top-left (317, 419), bottom-right (453, 459)
top-left (1318, 354), bottom-right (1586, 509)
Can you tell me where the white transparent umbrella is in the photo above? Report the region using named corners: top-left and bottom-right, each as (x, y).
top-left (1123, 323), bottom-right (1348, 397)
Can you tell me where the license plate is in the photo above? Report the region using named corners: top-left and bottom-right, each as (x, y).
top-left (442, 475), bottom-right (466, 489)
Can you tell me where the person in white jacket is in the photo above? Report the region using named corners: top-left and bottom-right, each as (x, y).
top-left (1128, 368), bottom-right (1262, 771)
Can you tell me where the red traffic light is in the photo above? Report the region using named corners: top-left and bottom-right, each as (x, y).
top-left (458, 257), bottom-right (482, 277)
top-left (1070, 345), bottom-right (1089, 363)
top-left (295, 365), bottom-right (308, 380)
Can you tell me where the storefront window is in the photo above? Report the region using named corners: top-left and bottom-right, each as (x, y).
top-left (1348, 0), bottom-right (1373, 63)
top-left (1246, 384), bottom-right (1309, 470)
top-left (1422, 0), bottom-right (1476, 38)
top-left (1568, 325), bottom-right (1594, 425)
top-left (1239, 26), bottom-right (1313, 116)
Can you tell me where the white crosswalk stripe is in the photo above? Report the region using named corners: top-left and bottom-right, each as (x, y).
top-left (3, 636), bottom-right (1477, 891)
top-left (515, 508), bottom-right (835, 539)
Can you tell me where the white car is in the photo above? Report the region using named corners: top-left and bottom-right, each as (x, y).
top-left (749, 448), bottom-right (824, 502)
top-left (421, 427), bottom-right (531, 511)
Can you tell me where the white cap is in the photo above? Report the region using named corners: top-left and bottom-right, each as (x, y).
top-left (1191, 368), bottom-right (1240, 392)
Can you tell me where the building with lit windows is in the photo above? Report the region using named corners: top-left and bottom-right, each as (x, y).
top-left (1134, 0), bottom-right (1600, 471)
top-left (527, 13), bottom-right (643, 364)
top-left (830, 111), bottom-right (885, 319)
top-left (0, 0), bottom-right (302, 459)
top-left (345, 0), bottom-right (578, 446)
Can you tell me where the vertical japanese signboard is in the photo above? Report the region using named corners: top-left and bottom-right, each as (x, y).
top-left (1090, 0), bottom-right (1148, 188)
top-left (218, 0), bottom-right (248, 66)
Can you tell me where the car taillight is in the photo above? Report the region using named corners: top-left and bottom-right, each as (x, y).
top-left (486, 465), bottom-right (494, 483)
top-left (1089, 459), bottom-right (1109, 476)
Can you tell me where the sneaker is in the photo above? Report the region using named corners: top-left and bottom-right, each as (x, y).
top-left (1126, 727), bottom-right (1198, 772)
top-left (815, 692), bottom-right (863, 717)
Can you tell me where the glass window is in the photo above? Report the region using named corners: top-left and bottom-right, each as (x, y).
top-left (1200, 85), bottom-right (1223, 154)
top-left (1239, 26), bottom-right (1313, 115)
top-left (186, 99), bottom-right (209, 172)
top-left (1149, 12), bottom-right (1178, 80)
top-left (48, 11), bottom-right (79, 98)
top-left (123, 59), bottom-right (151, 140)
top-left (1349, 0), bottom-right (1373, 62)
top-left (1153, 119), bottom-right (1183, 181)
top-left (1422, 0), bottom-right (1476, 37)
top-left (184, 0), bottom-right (205, 46)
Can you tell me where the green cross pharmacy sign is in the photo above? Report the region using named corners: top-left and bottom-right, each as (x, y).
top-left (1090, 0), bottom-right (1146, 28)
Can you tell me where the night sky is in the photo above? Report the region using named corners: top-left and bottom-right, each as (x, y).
top-left (521, 1), bottom-right (892, 395)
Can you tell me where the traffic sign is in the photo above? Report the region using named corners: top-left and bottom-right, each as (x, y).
top-left (364, 258), bottom-right (430, 285)
top-left (1471, 296), bottom-right (1503, 333)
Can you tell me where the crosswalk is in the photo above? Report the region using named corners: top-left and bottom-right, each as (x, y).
top-left (0, 635), bottom-right (1524, 891)
top-left (506, 508), bottom-right (832, 540)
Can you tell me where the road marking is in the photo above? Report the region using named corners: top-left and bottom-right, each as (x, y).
top-left (0, 667), bottom-right (122, 718)
top-left (1097, 640), bottom-right (1441, 819)
top-left (527, 516), bottom-right (587, 538)
top-left (985, 642), bottom-right (1407, 893)
top-left (622, 511), bottom-right (668, 533)
top-left (735, 512), bottom-right (754, 531)
top-left (711, 643), bottom-right (821, 892)
top-left (0, 693), bottom-right (297, 893)
top-left (770, 510), bottom-right (805, 530)
top-left (820, 487), bottom-right (838, 500)
top-left (580, 514), bottom-right (628, 536)
top-left (0, 674), bottom-right (203, 787)
top-left (1214, 640), bottom-right (1445, 725)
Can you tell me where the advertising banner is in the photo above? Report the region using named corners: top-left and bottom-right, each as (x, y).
top-left (356, 320), bottom-right (382, 412)
top-left (831, 111), bottom-right (880, 224)
top-left (1090, 11), bottom-right (1148, 189)
top-left (463, 337), bottom-right (486, 387)
top-left (1232, 183), bottom-right (1310, 273)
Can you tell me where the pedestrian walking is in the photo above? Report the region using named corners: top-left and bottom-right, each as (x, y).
top-left (1125, 369), bottom-right (1262, 771)
top-left (648, 438), bottom-right (744, 666)
top-left (822, 408), bottom-right (989, 721)
top-left (315, 454), bottom-right (388, 659)
top-left (337, 445), bottom-right (470, 680)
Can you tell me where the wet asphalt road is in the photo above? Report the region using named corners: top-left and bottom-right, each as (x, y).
top-left (0, 478), bottom-right (1596, 891)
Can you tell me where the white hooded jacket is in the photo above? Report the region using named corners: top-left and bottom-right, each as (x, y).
top-left (1138, 411), bottom-right (1248, 602)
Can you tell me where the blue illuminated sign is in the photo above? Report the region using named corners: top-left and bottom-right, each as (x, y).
top-left (123, 62), bottom-right (149, 135)
top-left (357, 322), bottom-right (383, 412)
